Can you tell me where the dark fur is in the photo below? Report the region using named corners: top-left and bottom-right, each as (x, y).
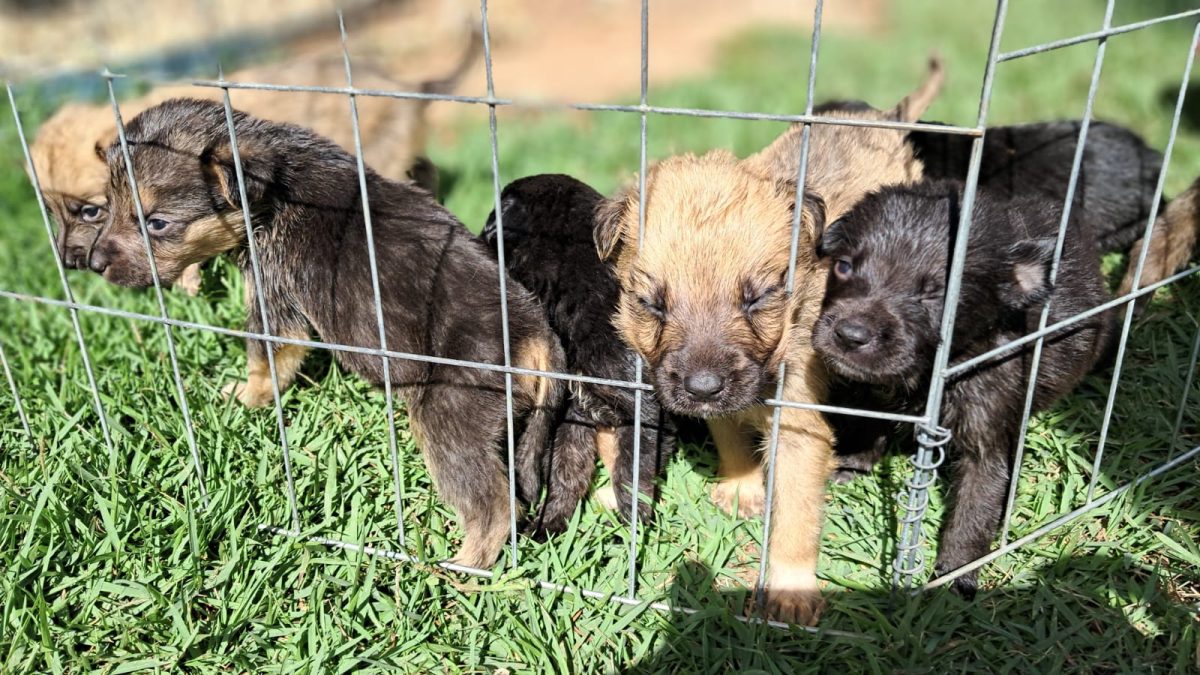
top-left (908, 120), bottom-right (1164, 253)
top-left (90, 98), bottom-right (565, 568)
top-left (481, 174), bottom-right (677, 530)
top-left (813, 180), bottom-right (1115, 597)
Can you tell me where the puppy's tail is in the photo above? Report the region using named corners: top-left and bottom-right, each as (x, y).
top-left (420, 27), bottom-right (483, 96)
top-left (1117, 176), bottom-right (1200, 300)
top-left (887, 51), bottom-right (945, 123)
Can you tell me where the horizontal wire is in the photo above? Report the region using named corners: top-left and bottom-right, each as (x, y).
top-left (998, 8), bottom-right (1200, 62)
top-left (0, 289), bottom-right (926, 424)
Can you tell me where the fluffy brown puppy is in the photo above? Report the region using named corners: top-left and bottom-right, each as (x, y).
top-left (91, 98), bottom-right (562, 569)
top-left (29, 36), bottom-right (478, 287)
top-left (593, 61), bottom-right (945, 625)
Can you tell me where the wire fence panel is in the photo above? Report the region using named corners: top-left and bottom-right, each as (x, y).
top-left (1, 0), bottom-right (1198, 636)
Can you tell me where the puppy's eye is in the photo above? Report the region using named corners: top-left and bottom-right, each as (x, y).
top-left (638, 296), bottom-right (666, 321)
top-left (834, 258), bottom-right (853, 279)
top-left (146, 217), bottom-right (171, 234)
top-left (742, 285), bottom-right (780, 315)
top-left (80, 204), bottom-right (106, 223)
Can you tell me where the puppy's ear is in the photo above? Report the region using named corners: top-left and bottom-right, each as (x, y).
top-left (95, 127), bottom-right (119, 163)
top-left (886, 52), bottom-right (944, 123)
top-left (1000, 238), bottom-right (1056, 308)
top-left (803, 192), bottom-right (827, 242)
top-left (482, 194), bottom-right (524, 245)
top-left (201, 138), bottom-right (268, 210)
top-left (594, 189), bottom-right (631, 262)
top-left (817, 216), bottom-right (849, 259)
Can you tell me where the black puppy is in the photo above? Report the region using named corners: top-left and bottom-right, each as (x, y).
top-left (482, 174), bottom-right (676, 531)
top-left (812, 179), bottom-right (1115, 596)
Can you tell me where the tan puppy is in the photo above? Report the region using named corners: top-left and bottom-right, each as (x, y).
top-left (29, 36), bottom-right (478, 289)
top-left (593, 60), bottom-right (944, 625)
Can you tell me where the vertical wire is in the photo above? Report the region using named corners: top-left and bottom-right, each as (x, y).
top-left (753, 0), bottom-right (823, 609)
top-left (219, 87), bottom-right (302, 534)
top-left (335, 11), bottom-right (407, 549)
top-left (894, 0), bottom-right (1010, 588)
top-left (1000, 0), bottom-right (1113, 547)
top-left (625, 0), bottom-right (651, 602)
top-left (104, 74), bottom-right (210, 508)
top-left (0, 334), bottom-right (32, 442)
top-left (479, 0), bottom-right (521, 567)
top-left (1087, 22), bottom-right (1199, 502)
top-left (6, 84), bottom-right (114, 453)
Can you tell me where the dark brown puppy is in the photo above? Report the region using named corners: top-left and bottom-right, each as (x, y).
top-left (813, 179), bottom-right (1114, 597)
top-left (91, 98), bottom-right (563, 569)
top-left (482, 174), bottom-right (677, 532)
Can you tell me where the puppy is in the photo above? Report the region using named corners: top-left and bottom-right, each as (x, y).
top-left (29, 35), bottom-right (478, 283)
top-left (593, 60), bottom-right (947, 626)
top-left (812, 179), bottom-right (1114, 597)
top-left (90, 98), bottom-right (562, 569)
top-left (481, 174), bottom-right (676, 532)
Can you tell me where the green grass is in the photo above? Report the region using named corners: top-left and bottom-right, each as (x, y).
top-left (2, 0), bottom-right (1199, 671)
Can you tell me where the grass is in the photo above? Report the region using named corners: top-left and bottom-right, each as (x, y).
top-left (1, 0), bottom-right (1199, 671)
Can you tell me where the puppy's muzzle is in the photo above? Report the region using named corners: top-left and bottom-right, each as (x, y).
top-left (88, 242), bottom-right (112, 274)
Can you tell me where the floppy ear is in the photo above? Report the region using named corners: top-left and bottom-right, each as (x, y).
top-left (201, 138), bottom-right (268, 210)
top-left (817, 216), bottom-right (849, 259)
top-left (594, 189), bottom-right (631, 262)
top-left (1000, 238), bottom-right (1056, 308)
top-left (886, 52), bottom-right (945, 123)
top-left (482, 194), bottom-right (525, 246)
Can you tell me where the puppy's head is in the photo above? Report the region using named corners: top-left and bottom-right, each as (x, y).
top-left (596, 150), bottom-right (825, 417)
top-left (812, 182), bottom-right (1056, 388)
top-left (90, 98), bottom-right (272, 288)
top-left (29, 103), bottom-right (123, 269)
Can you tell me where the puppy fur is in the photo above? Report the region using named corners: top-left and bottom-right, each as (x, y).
top-left (591, 61), bottom-right (948, 625)
top-left (481, 174), bottom-right (677, 532)
top-left (91, 98), bottom-right (562, 569)
top-left (29, 36), bottom-right (478, 281)
top-left (813, 179), bottom-right (1114, 597)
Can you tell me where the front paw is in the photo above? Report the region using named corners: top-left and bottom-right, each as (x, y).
top-left (174, 264), bottom-right (203, 296)
top-left (761, 567), bottom-right (824, 626)
top-left (221, 380), bottom-right (274, 407)
top-left (593, 485), bottom-right (618, 511)
top-left (934, 558), bottom-right (979, 600)
top-left (710, 477), bottom-right (765, 518)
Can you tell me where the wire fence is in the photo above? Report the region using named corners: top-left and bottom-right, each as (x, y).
top-left (2, 0), bottom-right (1199, 635)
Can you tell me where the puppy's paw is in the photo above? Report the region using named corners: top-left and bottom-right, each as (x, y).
top-left (934, 559), bottom-right (980, 600)
top-left (761, 567), bottom-right (824, 626)
top-left (710, 477), bottom-right (765, 518)
top-left (221, 380), bottom-right (274, 408)
top-left (174, 264), bottom-right (203, 297)
top-left (831, 468), bottom-right (866, 485)
top-left (593, 485), bottom-right (618, 511)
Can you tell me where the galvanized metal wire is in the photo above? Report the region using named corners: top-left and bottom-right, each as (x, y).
top-left (3, 0), bottom-right (1199, 632)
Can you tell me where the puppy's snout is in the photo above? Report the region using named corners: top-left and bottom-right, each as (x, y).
top-left (683, 371), bottom-right (725, 400)
top-left (88, 243), bottom-right (112, 274)
top-left (834, 319), bottom-right (874, 350)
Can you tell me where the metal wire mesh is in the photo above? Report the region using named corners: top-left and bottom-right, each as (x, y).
top-left (2, 0), bottom-right (1199, 633)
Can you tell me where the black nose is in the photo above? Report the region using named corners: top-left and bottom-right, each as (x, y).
top-left (88, 246), bottom-right (110, 274)
top-left (683, 371), bottom-right (725, 400)
top-left (834, 320), bottom-right (873, 349)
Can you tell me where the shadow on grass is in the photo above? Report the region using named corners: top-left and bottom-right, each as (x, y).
top-left (625, 553), bottom-right (1197, 673)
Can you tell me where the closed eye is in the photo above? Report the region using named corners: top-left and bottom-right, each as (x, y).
top-left (638, 295), bottom-right (666, 321)
top-left (742, 284), bottom-right (781, 315)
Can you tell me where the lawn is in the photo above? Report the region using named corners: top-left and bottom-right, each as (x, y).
top-left (1, 0), bottom-right (1199, 672)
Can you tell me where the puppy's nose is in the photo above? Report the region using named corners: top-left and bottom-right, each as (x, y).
top-left (834, 320), bottom-right (873, 349)
top-left (88, 245), bottom-right (110, 274)
top-left (683, 371), bottom-right (725, 400)
top-left (64, 246), bottom-right (88, 270)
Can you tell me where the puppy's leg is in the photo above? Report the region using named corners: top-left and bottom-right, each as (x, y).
top-left (174, 263), bottom-right (203, 296)
top-left (413, 389), bottom-right (511, 570)
top-left (594, 425), bottom-right (619, 511)
top-left (527, 402), bottom-right (597, 538)
top-left (224, 284), bottom-right (310, 407)
top-left (933, 427), bottom-right (1014, 599)
top-left (759, 404), bottom-right (835, 626)
top-left (708, 416), bottom-right (765, 518)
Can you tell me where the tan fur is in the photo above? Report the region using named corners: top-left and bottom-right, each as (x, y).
top-left (593, 426), bottom-right (620, 510)
top-left (597, 61), bottom-right (944, 626)
top-left (514, 335), bottom-right (555, 408)
top-left (222, 327), bottom-right (312, 408)
top-left (1119, 177), bottom-right (1200, 297)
